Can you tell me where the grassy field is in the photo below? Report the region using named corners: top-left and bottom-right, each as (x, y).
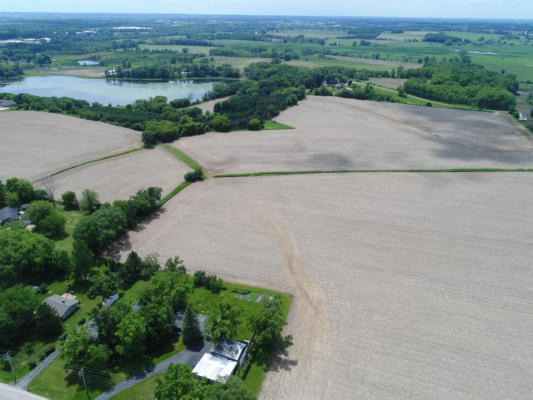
top-left (263, 120), bottom-right (294, 130)
top-left (211, 56), bottom-right (271, 69)
top-left (139, 44), bottom-right (213, 55)
top-left (54, 208), bottom-right (86, 252)
top-left (110, 373), bottom-right (161, 400)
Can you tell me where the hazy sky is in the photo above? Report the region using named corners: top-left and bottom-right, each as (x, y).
top-left (1, 0), bottom-right (532, 20)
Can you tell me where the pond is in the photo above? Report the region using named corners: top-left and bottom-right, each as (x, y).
top-left (0, 76), bottom-right (215, 106)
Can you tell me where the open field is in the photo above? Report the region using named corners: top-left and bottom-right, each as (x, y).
top-left (369, 77), bottom-right (408, 89)
top-left (117, 172), bottom-right (533, 400)
top-left (329, 55), bottom-right (422, 69)
top-left (211, 56), bottom-right (271, 69)
top-left (174, 96), bottom-right (533, 175)
top-left (40, 147), bottom-right (191, 203)
top-left (0, 111), bottom-right (141, 181)
top-left (29, 67), bottom-right (106, 78)
top-left (139, 44), bottom-right (213, 55)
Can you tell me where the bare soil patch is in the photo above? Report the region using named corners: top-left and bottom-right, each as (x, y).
top-left (174, 96), bottom-right (533, 175)
top-left (33, 67), bottom-right (106, 78)
top-left (0, 111), bottom-right (141, 181)
top-left (192, 96), bottom-right (231, 114)
top-left (41, 147), bottom-right (190, 203)
top-left (118, 173), bottom-right (533, 400)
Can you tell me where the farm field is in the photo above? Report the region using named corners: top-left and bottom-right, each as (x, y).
top-left (174, 96), bottom-right (533, 175)
top-left (329, 55), bottom-right (422, 69)
top-left (138, 44), bottom-right (213, 55)
top-left (0, 111), bottom-right (141, 181)
top-left (118, 172), bottom-right (533, 400)
top-left (41, 146), bottom-right (191, 202)
top-left (211, 56), bottom-right (271, 69)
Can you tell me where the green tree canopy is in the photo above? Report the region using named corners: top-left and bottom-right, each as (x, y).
top-left (181, 306), bottom-right (203, 347)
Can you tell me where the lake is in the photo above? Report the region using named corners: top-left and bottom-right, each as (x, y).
top-left (0, 76), bottom-right (215, 106)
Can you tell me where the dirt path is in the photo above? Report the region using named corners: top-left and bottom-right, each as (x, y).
top-left (240, 188), bottom-right (332, 399)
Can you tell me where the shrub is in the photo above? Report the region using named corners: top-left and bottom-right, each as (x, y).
top-left (170, 98), bottom-right (191, 109)
top-left (28, 360), bottom-right (37, 370)
top-left (142, 131), bottom-right (156, 147)
top-left (61, 191), bottom-right (79, 210)
top-left (184, 168), bottom-right (204, 183)
top-left (193, 270), bottom-right (206, 287)
top-left (209, 115), bottom-right (231, 132)
top-left (80, 189), bottom-right (100, 213)
top-left (248, 118), bottom-right (263, 131)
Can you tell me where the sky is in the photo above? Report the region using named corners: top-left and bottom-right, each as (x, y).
top-left (1, 0), bottom-right (532, 20)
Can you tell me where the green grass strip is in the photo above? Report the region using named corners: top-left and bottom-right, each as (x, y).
top-left (162, 144), bottom-right (205, 173)
top-left (214, 168), bottom-right (533, 178)
top-left (263, 120), bottom-right (295, 130)
top-left (50, 147), bottom-right (143, 177)
top-left (157, 181), bottom-right (192, 207)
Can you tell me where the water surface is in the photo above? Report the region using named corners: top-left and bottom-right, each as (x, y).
top-left (0, 76), bottom-right (214, 106)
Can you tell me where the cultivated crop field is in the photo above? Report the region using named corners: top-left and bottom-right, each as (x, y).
top-left (0, 111), bottom-right (141, 181)
top-left (42, 147), bottom-right (191, 202)
top-left (175, 96), bottom-right (533, 175)
top-left (118, 172), bottom-right (533, 400)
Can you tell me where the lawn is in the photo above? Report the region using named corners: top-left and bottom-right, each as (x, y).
top-left (263, 120), bottom-right (294, 130)
top-left (110, 373), bottom-right (161, 400)
top-left (54, 207), bottom-right (86, 253)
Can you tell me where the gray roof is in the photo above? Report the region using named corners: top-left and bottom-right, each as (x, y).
top-left (211, 340), bottom-right (247, 362)
top-left (0, 207), bottom-right (18, 224)
top-left (0, 99), bottom-right (17, 108)
top-left (43, 295), bottom-right (79, 318)
top-left (173, 311), bottom-right (207, 333)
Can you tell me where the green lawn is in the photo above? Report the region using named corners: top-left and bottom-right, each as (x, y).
top-left (263, 120), bottom-right (294, 130)
top-left (54, 207), bottom-right (86, 253)
top-left (110, 373), bottom-right (161, 400)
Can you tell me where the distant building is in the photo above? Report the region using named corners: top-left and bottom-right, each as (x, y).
top-left (0, 99), bottom-right (17, 109)
top-left (43, 294), bottom-right (79, 320)
top-left (102, 293), bottom-right (119, 307)
top-left (192, 339), bottom-right (249, 383)
top-left (0, 206), bottom-right (18, 225)
top-left (85, 319), bottom-right (99, 339)
top-left (519, 112), bottom-right (528, 121)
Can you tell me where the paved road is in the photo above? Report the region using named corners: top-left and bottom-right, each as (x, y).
top-left (0, 383), bottom-right (50, 400)
top-left (94, 342), bottom-right (211, 400)
top-left (13, 349), bottom-right (60, 390)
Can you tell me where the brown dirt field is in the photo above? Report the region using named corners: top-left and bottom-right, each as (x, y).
top-left (0, 111), bottom-right (141, 181)
top-left (117, 173), bottom-right (533, 400)
top-left (330, 55), bottom-right (422, 69)
top-left (174, 96), bottom-right (533, 175)
top-left (39, 147), bottom-right (191, 203)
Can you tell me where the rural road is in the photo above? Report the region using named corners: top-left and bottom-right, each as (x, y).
top-left (0, 383), bottom-right (49, 400)
top-left (94, 341), bottom-right (212, 400)
top-left (12, 350), bottom-right (60, 390)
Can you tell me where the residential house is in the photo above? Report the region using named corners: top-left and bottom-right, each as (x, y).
top-left (43, 294), bottom-right (80, 320)
top-left (0, 206), bottom-right (18, 225)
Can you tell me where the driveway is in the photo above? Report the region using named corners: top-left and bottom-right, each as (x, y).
top-left (12, 349), bottom-right (60, 390)
top-left (94, 342), bottom-right (211, 400)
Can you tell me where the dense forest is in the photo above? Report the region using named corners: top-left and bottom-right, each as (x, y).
top-left (399, 57), bottom-right (518, 110)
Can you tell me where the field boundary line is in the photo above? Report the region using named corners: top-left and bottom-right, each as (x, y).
top-left (214, 168), bottom-right (533, 178)
top-left (157, 181), bottom-right (192, 207)
top-left (47, 147), bottom-right (144, 178)
top-left (161, 144), bottom-right (206, 174)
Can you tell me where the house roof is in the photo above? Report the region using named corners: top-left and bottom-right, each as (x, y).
top-left (173, 311), bottom-right (207, 333)
top-left (211, 340), bottom-right (247, 362)
top-left (102, 293), bottom-right (119, 307)
top-left (0, 207), bottom-right (18, 224)
top-left (192, 353), bottom-right (237, 383)
top-left (43, 295), bottom-right (79, 317)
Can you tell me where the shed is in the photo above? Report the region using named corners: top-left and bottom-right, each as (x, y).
top-left (0, 206), bottom-right (18, 225)
top-left (519, 112), bottom-right (528, 121)
top-left (211, 339), bottom-right (247, 362)
top-left (43, 294), bottom-right (79, 320)
top-left (192, 353), bottom-right (238, 383)
top-left (102, 293), bottom-right (119, 307)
